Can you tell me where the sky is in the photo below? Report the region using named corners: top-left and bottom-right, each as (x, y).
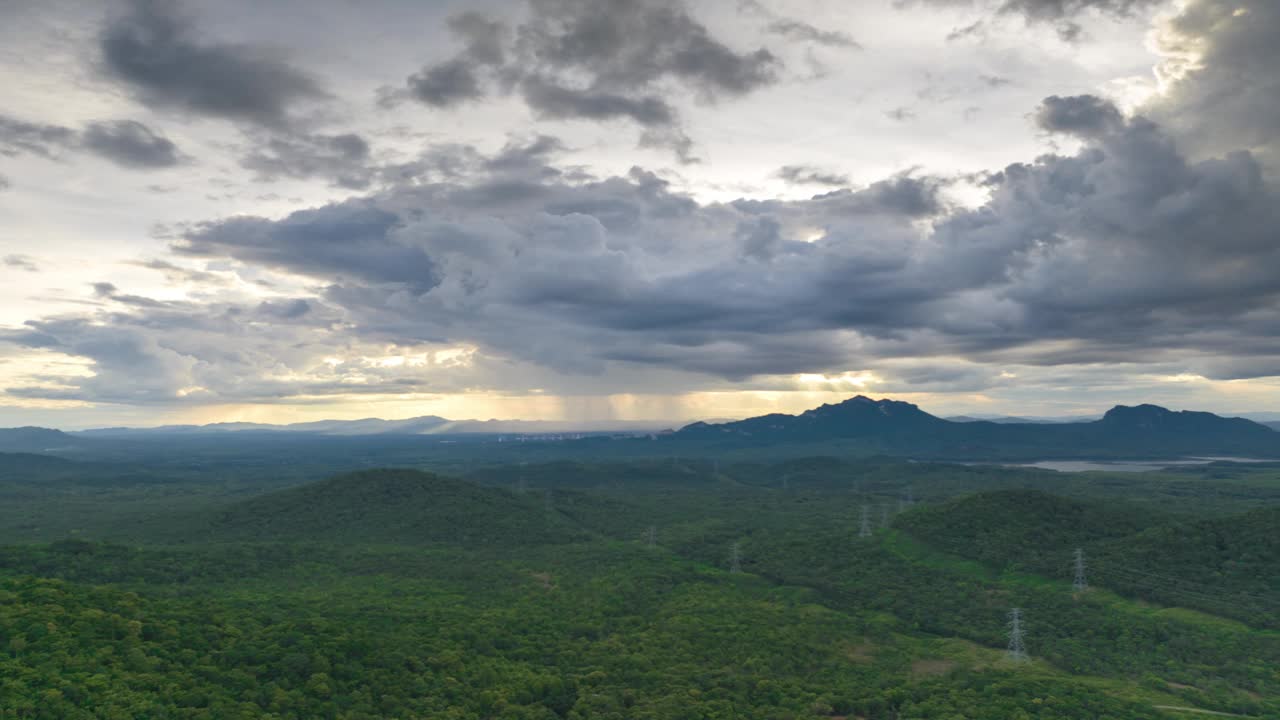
top-left (1, 0), bottom-right (1279, 429)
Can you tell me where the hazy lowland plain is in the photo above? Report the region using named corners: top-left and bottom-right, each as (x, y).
top-left (1, 396), bottom-right (1278, 719)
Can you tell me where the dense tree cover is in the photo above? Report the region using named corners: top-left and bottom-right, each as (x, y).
top-left (894, 490), bottom-right (1280, 627)
top-left (1, 544), bottom-right (1175, 720)
top-left (184, 469), bottom-right (591, 547)
top-left (2, 460), bottom-right (1278, 718)
top-left (8, 454), bottom-right (1280, 545)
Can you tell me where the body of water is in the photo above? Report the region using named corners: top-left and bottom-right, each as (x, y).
top-left (1008, 457), bottom-right (1272, 473)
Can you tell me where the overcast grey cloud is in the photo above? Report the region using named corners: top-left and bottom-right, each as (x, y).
top-left (1034, 94), bottom-right (1123, 137)
top-left (0, 115), bottom-right (77, 159)
top-left (738, 0), bottom-right (860, 48)
top-left (82, 120), bottom-right (182, 168)
top-left (912, 0), bottom-right (1162, 41)
top-left (1146, 0), bottom-right (1280, 174)
top-left (241, 132), bottom-right (374, 189)
top-left (2, 113), bottom-right (182, 170)
top-left (100, 0), bottom-right (328, 129)
top-left (764, 19), bottom-right (860, 48)
top-left (396, 0), bottom-right (780, 160)
top-left (910, 0), bottom-right (1161, 22)
top-left (21, 81), bottom-right (1280, 408)
top-left (776, 165), bottom-right (851, 187)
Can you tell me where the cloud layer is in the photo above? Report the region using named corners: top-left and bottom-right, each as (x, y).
top-left (3, 0), bottom-right (1280, 419)
top-left (394, 0), bottom-right (782, 160)
top-left (100, 0), bottom-right (328, 129)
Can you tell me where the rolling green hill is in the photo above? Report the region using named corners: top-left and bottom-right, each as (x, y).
top-left (894, 489), bottom-right (1280, 627)
top-left (193, 468), bottom-right (590, 546)
top-left (893, 490), bottom-right (1155, 572)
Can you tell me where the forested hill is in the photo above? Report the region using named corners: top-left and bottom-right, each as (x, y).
top-left (187, 469), bottom-right (590, 546)
top-left (894, 489), bottom-right (1280, 627)
top-left (0, 427), bottom-right (82, 453)
top-left (671, 396), bottom-right (1280, 459)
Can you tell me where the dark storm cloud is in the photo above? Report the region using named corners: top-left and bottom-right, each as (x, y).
top-left (406, 58), bottom-right (488, 108)
top-left (175, 201), bottom-right (438, 293)
top-left (518, 0), bottom-right (779, 97)
top-left (100, 0), bottom-right (327, 128)
top-left (1145, 0), bottom-right (1280, 173)
top-left (776, 165), bottom-right (851, 187)
top-left (403, 11), bottom-right (509, 108)
top-left (153, 107), bottom-right (1280, 385)
top-left (241, 132), bottom-right (374, 189)
top-left (1034, 94), bottom-right (1124, 137)
top-left (82, 120), bottom-right (181, 168)
top-left (14, 0), bottom-right (1280, 405)
top-left (520, 78), bottom-right (676, 126)
top-left (396, 0), bottom-right (779, 159)
top-left (815, 175), bottom-right (947, 217)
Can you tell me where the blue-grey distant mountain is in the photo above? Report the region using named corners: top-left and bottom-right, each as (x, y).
top-left (0, 427), bottom-right (83, 453)
top-left (72, 416), bottom-right (665, 437)
top-left (678, 396), bottom-right (943, 441)
top-left (673, 396), bottom-right (1279, 459)
top-left (945, 414), bottom-right (1099, 424)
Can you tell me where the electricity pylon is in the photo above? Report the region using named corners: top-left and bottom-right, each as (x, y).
top-left (1006, 608), bottom-right (1028, 662)
top-left (730, 542), bottom-right (742, 573)
top-left (1073, 548), bottom-right (1088, 592)
top-left (859, 505), bottom-right (872, 538)
top-left (646, 525), bottom-right (657, 548)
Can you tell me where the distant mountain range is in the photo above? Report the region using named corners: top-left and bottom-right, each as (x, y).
top-left (67, 416), bottom-right (668, 438)
top-left (1, 395), bottom-right (1276, 460)
top-left (944, 414), bottom-right (1100, 424)
top-left (671, 396), bottom-right (1280, 460)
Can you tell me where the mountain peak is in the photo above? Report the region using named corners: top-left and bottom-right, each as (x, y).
top-left (1099, 404), bottom-right (1272, 435)
top-left (676, 394), bottom-right (943, 443)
